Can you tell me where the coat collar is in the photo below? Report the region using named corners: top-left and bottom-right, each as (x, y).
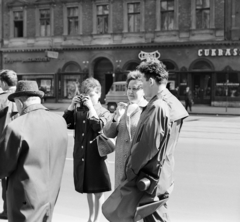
top-left (21, 104), bottom-right (48, 115)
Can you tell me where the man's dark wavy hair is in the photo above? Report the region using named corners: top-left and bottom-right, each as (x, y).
top-left (137, 60), bottom-right (168, 84)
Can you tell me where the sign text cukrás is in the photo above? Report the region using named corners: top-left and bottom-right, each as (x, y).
top-left (198, 48), bottom-right (240, 57)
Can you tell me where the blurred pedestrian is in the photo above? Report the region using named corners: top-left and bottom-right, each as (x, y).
top-left (0, 80), bottom-right (68, 222)
top-left (63, 77), bottom-right (112, 222)
top-left (0, 69), bottom-right (18, 220)
top-left (104, 71), bottom-right (148, 188)
top-left (184, 86), bottom-right (193, 112)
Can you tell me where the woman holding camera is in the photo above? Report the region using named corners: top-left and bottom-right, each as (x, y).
top-left (63, 77), bottom-right (112, 222)
top-left (103, 71), bottom-right (148, 188)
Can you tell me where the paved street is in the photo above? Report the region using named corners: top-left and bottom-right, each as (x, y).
top-left (0, 114), bottom-right (240, 222)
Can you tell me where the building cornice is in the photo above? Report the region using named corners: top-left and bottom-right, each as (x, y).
top-left (2, 41), bottom-right (240, 53)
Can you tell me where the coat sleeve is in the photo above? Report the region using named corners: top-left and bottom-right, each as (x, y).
top-left (63, 109), bottom-right (75, 129)
top-left (89, 109), bottom-right (112, 133)
top-left (0, 125), bottom-right (21, 178)
top-left (125, 105), bottom-right (169, 181)
top-left (103, 115), bottom-right (119, 138)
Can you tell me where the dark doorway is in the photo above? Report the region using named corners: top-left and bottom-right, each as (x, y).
top-left (94, 58), bottom-right (113, 103)
top-left (192, 73), bottom-right (212, 104)
top-left (191, 60), bottom-right (213, 105)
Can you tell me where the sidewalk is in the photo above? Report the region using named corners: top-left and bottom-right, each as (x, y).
top-left (43, 102), bottom-right (240, 116)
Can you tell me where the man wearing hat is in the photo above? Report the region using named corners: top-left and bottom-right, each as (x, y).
top-left (0, 69), bottom-right (18, 220)
top-left (0, 80), bottom-right (68, 222)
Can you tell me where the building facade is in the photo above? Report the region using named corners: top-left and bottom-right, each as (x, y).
top-left (1, 0), bottom-right (240, 106)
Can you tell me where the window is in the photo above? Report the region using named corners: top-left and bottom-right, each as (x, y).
top-left (196, 0), bottom-right (210, 29)
top-left (161, 0), bottom-right (174, 30)
top-left (127, 3), bottom-right (140, 32)
top-left (14, 11), bottom-right (23, 37)
top-left (67, 7), bottom-right (79, 35)
top-left (97, 5), bottom-right (109, 34)
top-left (40, 9), bottom-right (50, 37)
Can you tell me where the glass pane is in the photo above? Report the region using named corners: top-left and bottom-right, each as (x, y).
top-left (134, 3), bottom-right (140, 12)
top-left (73, 7), bottom-right (78, 16)
top-left (168, 0), bottom-right (174, 10)
top-left (161, 1), bottom-right (167, 11)
top-left (14, 11), bottom-right (23, 20)
top-left (196, 10), bottom-right (202, 29)
top-left (98, 16), bottom-right (108, 34)
top-left (46, 22), bottom-right (50, 36)
top-left (135, 14), bottom-right (140, 32)
top-left (97, 5), bottom-right (103, 15)
top-left (104, 16), bottom-right (108, 33)
top-left (128, 14), bottom-right (134, 32)
top-left (196, 0), bottom-right (203, 8)
top-left (128, 3), bottom-right (134, 13)
top-left (203, 0), bottom-right (210, 8)
top-left (161, 13), bottom-right (167, 30)
top-left (40, 23), bottom-right (45, 36)
top-left (103, 5), bottom-right (109, 14)
top-left (202, 10), bottom-right (210, 29)
top-left (168, 12), bottom-right (174, 30)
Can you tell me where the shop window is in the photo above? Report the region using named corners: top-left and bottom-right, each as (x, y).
top-left (127, 2), bottom-right (140, 32)
top-left (22, 75), bottom-right (54, 97)
top-left (216, 72), bottom-right (240, 98)
top-left (97, 5), bottom-right (109, 34)
top-left (196, 0), bottom-right (210, 29)
top-left (161, 0), bottom-right (174, 30)
top-left (67, 7), bottom-right (79, 35)
top-left (14, 11), bottom-right (24, 37)
top-left (40, 9), bottom-right (51, 37)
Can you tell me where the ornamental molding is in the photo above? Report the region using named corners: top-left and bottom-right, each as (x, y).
top-left (2, 41), bottom-right (240, 53)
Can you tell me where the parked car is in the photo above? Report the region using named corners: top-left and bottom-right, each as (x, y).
top-left (105, 81), bottom-right (128, 113)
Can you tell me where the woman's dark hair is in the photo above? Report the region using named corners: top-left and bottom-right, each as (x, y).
top-left (137, 60), bottom-right (168, 84)
top-left (126, 70), bottom-right (143, 88)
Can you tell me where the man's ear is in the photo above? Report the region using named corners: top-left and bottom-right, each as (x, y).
top-left (149, 78), bottom-right (154, 86)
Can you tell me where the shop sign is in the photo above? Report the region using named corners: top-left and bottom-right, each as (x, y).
top-left (45, 51), bottom-right (59, 59)
top-left (4, 57), bottom-right (50, 64)
top-left (216, 83), bottom-right (239, 86)
top-left (198, 48), bottom-right (240, 57)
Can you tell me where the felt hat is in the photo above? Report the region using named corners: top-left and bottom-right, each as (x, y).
top-left (8, 80), bottom-right (44, 102)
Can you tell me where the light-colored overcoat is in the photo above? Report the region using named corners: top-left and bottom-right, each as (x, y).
top-left (103, 99), bottom-right (148, 188)
top-left (103, 90), bottom-right (188, 222)
top-left (0, 104), bottom-right (68, 222)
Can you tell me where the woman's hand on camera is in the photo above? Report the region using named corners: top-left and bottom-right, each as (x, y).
top-left (82, 96), bottom-right (94, 110)
top-left (68, 96), bottom-right (81, 111)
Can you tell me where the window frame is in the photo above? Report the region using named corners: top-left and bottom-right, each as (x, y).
top-left (10, 6), bottom-right (27, 38)
top-left (35, 5), bottom-right (54, 37)
top-left (39, 8), bottom-right (51, 37)
top-left (123, 0), bottom-right (145, 33)
top-left (92, 0), bottom-right (112, 35)
top-left (156, 0), bottom-right (178, 31)
top-left (63, 2), bottom-right (82, 36)
top-left (191, 0), bottom-right (215, 30)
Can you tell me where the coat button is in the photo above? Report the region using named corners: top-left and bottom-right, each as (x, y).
top-left (125, 139), bottom-right (128, 142)
top-left (83, 121), bottom-right (85, 124)
top-left (82, 158), bottom-right (84, 161)
top-left (82, 133), bottom-right (84, 136)
top-left (81, 146), bottom-right (84, 149)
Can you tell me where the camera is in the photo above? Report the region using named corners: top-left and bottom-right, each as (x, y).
top-left (77, 94), bottom-right (87, 107)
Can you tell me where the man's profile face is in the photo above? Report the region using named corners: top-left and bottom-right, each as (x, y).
top-left (140, 72), bottom-right (151, 98)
